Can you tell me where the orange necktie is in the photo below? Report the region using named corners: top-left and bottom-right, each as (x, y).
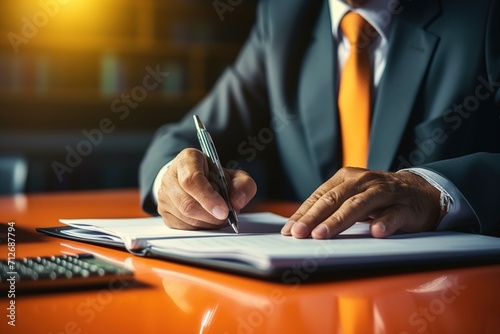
top-left (338, 12), bottom-right (376, 168)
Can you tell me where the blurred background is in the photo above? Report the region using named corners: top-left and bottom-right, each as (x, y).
top-left (0, 0), bottom-right (257, 194)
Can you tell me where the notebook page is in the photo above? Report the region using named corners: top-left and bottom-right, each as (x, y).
top-left (147, 230), bottom-right (500, 271)
top-left (59, 212), bottom-right (288, 250)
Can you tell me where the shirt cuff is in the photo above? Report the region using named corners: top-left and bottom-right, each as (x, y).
top-left (152, 161), bottom-right (172, 205)
top-left (400, 168), bottom-right (480, 233)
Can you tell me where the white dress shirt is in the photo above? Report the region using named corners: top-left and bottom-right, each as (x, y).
top-left (329, 0), bottom-right (391, 91)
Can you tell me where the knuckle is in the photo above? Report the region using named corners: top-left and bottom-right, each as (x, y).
top-left (340, 166), bottom-right (364, 176)
top-left (158, 195), bottom-right (215, 229)
top-left (178, 198), bottom-right (199, 218)
top-left (304, 192), bottom-right (323, 207)
top-left (326, 212), bottom-right (347, 230)
top-left (384, 181), bottom-right (399, 194)
top-left (356, 170), bottom-right (376, 184)
top-left (176, 148), bottom-right (205, 171)
top-left (178, 170), bottom-right (202, 189)
top-left (308, 192), bottom-right (323, 202)
top-left (337, 166), bottom-right (353, 179)
top-left (319, 191), bottom-right (341, 207)
top-left (240, 172), bottom-right (257, 188)
top-left (338, 167), bottom-right (348, 175)
top-left (339, 166), bottom-right (355, 173)
top-left (301, 210), bottom-right (322, 224)
top-left (328, 211), bottom-right (344, 225)
top-left (348, 195), bottom-right (369, 207)
top-left (180, 147), bottom-right (201, 159)
top-left (339, 168), bottom-right (374, 192)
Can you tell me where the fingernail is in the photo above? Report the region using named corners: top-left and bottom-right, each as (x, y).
top-left (232, 191), bottom-right (246, 208)
top-left (312, 224), bottom-right (329, 239)
top-left (211, 206), bottom-right (227, 220)
top-left (374, 222), bottom-right (386, 233)
top-left (281, 220), bottom-right (295, 235)
top-left (291, 222), bottom-right (309, 238)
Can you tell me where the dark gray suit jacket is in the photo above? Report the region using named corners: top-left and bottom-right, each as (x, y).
top-left (140, 0), bottom-right (500, 234)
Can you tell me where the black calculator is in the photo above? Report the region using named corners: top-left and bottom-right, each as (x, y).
top-left (0, 254), bottom-right (134, 292)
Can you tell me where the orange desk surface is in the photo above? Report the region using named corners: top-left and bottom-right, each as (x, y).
top-left (1, 189), bottom-right (499, 334)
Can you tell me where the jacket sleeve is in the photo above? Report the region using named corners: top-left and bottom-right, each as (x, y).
top-left (138, 1), bottom-right (272, 215)
top-left (419, 1), bottom-right (500, 235)
top-left (420, 152), bottom-right (500, 235)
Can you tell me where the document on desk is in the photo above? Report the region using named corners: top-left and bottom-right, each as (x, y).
top-left (37, 213), bottom-right (500, 278)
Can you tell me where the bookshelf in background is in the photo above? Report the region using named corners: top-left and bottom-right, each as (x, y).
top-left (0, 0), bottom-right (257, 192)
top-left (0, 0), bottom-right (256, 130)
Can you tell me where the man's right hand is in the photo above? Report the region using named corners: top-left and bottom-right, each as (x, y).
top-left (157, 148), bottom-right (257, 230)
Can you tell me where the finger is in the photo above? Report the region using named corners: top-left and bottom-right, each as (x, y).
top-left (160, 149), bottom-right (228, 227)
top-left (309, 187), bottom-right (391, 239)
top-left (288, 181), bottom-right (358, 238)
top-left (176, 150), bottom-right (229, 220)
top-left (370, 206), bottom-right (407, 238)
top-left (166, 184), bottom-right (228, 227)
top-left (158, 180), bottom-right (226, 228)
top-left (281, 193), bottom-right (332, 237)
top-left (370, 204), bottom-right (433, 238)
top-left (288, 179), bottom-right (345, 222)
top-left (226, 169), bottom-right (257, 210)
top-left (282, 179), bottom-right (347, 236)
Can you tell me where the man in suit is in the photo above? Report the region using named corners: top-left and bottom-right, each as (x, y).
top-left (139, 0), bottom-right (500, 239)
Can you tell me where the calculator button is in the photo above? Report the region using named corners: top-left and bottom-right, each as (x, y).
top-left (0, 254), bottom-right (134, 292)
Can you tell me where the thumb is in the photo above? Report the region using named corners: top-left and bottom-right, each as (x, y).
top-left (370, 206), bottom-right (406, 238)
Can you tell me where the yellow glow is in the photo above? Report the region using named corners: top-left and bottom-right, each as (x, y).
top-left (5, 0), bottom-right (129, 40)
top-left (47, 0), bottom-right (123, 34)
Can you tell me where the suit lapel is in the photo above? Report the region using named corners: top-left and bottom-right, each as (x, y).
top-left (298, 0), bottom-right (341, 180)
top-left (298, 0), bottom-right (442, 175)
top-left (368, 1), bottom-right (441, 170)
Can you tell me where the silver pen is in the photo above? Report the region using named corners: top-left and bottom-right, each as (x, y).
top-left (193, 115), bottom-right (239, 234)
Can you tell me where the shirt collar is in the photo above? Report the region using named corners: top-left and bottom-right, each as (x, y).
top-left (329, 0), bottom-right (397, 44)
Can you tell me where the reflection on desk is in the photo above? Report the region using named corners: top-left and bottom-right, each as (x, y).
top-left (1, 189), bottom-right (499, 334)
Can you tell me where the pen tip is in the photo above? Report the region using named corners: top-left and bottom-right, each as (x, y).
top-left (228, 211), bottom-right (239, 234)
top-left (231, 223), bottom-right (239, 234)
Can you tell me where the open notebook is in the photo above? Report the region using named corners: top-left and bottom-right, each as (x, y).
top-left (37, 213), bottom-right (500, 279)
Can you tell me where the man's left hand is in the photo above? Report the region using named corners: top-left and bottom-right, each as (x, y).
top-left (281, 168), bottom-right (442, 239)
